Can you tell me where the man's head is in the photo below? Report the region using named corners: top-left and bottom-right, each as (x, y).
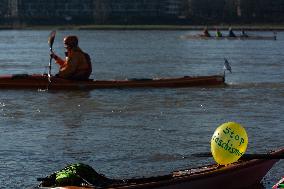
top-left (63, 36), bottom-right (78, 49)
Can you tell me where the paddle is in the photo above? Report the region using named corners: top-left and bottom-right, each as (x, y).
top-left (192, 152), bottom-right (284, 160)
top-left (47, 31), bottom-right (56, 82)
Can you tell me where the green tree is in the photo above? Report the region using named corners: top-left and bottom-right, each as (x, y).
top-left (190, 0), bottom-right (226, 23)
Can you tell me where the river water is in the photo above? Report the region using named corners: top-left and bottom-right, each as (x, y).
top-left (0, 30), bottom-right (283, 189)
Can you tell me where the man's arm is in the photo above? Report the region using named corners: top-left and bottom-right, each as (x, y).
top-left (58, 56), bottom-right (78, 78)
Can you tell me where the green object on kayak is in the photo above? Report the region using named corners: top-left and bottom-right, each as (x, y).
top-left (39, 163), bottom-right (110, 187)
top-left (55, 163), bottom-right (87, 186)
top-left (56, 168), bottom-right (79, 185)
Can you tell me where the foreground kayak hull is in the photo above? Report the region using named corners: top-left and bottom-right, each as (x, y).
top-left (0, 74), bottom-right (225, 90)
top-left (38, 147), bottom-right (284, 189)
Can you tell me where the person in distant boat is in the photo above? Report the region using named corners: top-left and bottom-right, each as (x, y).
top-left (203, 27), bottom-right (211, 37)
top-left (215, 29), bottom-right (222, 37)
top-left (50, 35), bottom-right (92, 80)
top-left (240, 29), bottom-right (248, 37)
top-left (228, 27), bottom-right (236, 37)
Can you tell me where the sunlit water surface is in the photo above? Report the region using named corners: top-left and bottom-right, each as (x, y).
top-left (0, 30), bottom-right (283, 188)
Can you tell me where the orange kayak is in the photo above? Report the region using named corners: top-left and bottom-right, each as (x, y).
top-left (0, 74), bottom-right (225, 90)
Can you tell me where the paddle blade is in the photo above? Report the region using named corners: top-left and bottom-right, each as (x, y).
top-left (48, 31), bottom-right (56, 48)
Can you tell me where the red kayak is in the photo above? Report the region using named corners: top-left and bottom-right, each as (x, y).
top-left (37, 147), bottom-right (284, 189)
top-left (0, 74), bottom-right (225, 90)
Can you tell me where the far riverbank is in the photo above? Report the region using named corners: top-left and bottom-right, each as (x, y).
top-left (1, 24), bottom-right (284, 31)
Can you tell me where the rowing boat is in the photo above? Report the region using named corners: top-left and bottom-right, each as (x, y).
top-left (181, 34), bottom-right (277, 40)
top-left (37, 147), bottom-right (284, 189)
top-left (0, 74), bottom-right (225, 90)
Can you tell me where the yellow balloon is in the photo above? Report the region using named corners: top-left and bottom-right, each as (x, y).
top-left (211, 122), bottom-right (248, 165)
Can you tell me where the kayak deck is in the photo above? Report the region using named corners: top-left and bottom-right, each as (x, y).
top-left (0, 74), bottom-right (225, 90)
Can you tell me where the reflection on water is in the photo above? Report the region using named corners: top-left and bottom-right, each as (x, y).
top-left (47, 91), bottom-right (92, 128)
top-left (0, 30), bottom-right (283, 188)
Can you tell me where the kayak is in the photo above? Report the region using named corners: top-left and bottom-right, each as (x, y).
top-left (0, 74), bottom-right (225, 90)
top-left (37, 147), bottom-right (284, 189)
top-left (181, 34), bottom-right (277, 40)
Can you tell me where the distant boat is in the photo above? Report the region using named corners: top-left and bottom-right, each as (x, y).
top-left (181, 33), bottom-right (277, 40)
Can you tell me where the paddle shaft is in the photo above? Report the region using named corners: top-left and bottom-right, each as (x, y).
top-left (48, 47), bottom-right (52, 80)
top-left (48, 31), bottom-right (56, 81)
